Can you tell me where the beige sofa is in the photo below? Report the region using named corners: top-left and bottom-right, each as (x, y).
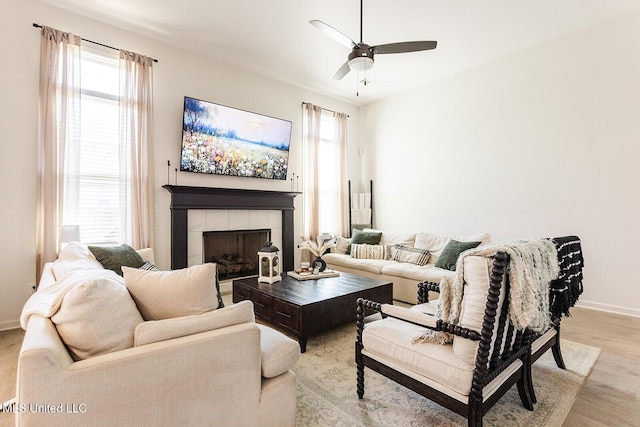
top-left (323, 230), bottom-right (491, 303)
top-left (15, 244), bottom-right (299, 427)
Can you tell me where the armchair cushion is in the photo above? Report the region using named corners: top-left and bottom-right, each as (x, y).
top-left (380, 304), bottom-right (437, 328)
top-left (51, 275), bottom-right (144, 361)
top-left (363, 317), bottom-right (476, 397)
top-left (123, 263), bottom-right (221, 320)
top-left (134, 301), bottom-right (255, 346)
top-left (257, 324), bottom-right (301, 378)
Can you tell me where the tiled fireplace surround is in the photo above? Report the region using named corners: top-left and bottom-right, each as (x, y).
top-left (163, 185), bottom-right (299, 292)
top-left (187, 208), bottom-right (283, 266)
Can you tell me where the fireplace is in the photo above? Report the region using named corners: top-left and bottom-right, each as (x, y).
top-left (163, 185), bottom-right (300, 272)
top-left (203, 229), bottom-right (270, 280)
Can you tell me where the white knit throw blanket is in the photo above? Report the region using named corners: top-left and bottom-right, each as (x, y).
top-left (412, 239), bottom-right (559, 345)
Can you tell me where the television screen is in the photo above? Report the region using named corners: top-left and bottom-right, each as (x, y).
top-left (180, 96), bottom-right (292, 180)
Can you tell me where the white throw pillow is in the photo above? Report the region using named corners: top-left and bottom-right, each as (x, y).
top-left (334, 236), bottom-right (351, 255)
top-left (51, 275), bottom-right (144, 361)
top-left (136, 247), bottom-right (155, 265)
top-left (123, 263), bottom-right (221, 321)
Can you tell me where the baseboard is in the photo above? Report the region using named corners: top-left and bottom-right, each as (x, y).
top-left (0, 320), bottom-right (20, 332)
top-left (576, 300), bottom-right (640, 318)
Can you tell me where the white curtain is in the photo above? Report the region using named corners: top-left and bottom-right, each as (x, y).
top-left (333, 111), bottom-right (350, 237)
top-left (119, 50), bottom-right (155, 249)
top-left (302, 103), bottom-right (322, 240)
top-left (302, 103), bottom-right (349, 242)
top-left (37, 27), bottom-right (155, 281)
top-left (36, 26), bottom-right (81, 280)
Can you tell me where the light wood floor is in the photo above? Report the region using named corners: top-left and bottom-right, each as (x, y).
top-left (1, 306), bottom-right (639, 426)
top-left (560, 307), bottom-right (640, 426)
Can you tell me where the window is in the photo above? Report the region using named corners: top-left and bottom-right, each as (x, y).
top-left (63, 44), bottom-right (129, 245)
top-left (317, 111), bottom-right (340, 235)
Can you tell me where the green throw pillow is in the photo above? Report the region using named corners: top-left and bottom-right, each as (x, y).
top-left (434, 240), bottom-right (482, 271)
top-left (89, 244), bottom-right (145, 276)
top-left (348, 229), bottom-right (383, 254)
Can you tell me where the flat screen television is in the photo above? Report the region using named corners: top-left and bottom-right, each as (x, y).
top-left (180, 96), bottom-right (292, 180)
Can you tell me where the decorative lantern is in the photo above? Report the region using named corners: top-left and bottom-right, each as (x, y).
top-left (258, 242), bottom-right (281, 284)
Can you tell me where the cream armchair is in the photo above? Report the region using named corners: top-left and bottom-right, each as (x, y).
top-left (16, 246), bottom-right (300, 427)
top-left (17, 301), bottom-right (299, 427)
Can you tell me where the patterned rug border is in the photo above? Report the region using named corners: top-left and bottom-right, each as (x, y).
top-left (294, 321), bottom-right (600, 427)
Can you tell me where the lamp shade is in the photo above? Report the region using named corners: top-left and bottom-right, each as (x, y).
top-left (60, 225), bottom-right (80, 243)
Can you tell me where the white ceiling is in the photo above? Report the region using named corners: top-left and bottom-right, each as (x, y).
top-left (40, 0), bottom-right (640, 105)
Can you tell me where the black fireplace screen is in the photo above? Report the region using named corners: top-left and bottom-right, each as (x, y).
top-left (203, 229), bottom-right (271, 280)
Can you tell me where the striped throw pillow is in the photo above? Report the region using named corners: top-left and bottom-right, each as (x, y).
top-left (391, 245), bottom-right (431, 266)
top-left (350, 244), bottom-right (389, 260)
top-left (140, 261), bottom-right (158, 271)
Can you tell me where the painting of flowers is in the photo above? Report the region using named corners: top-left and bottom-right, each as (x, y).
top-left (180, 97), bottom-right (292, 180)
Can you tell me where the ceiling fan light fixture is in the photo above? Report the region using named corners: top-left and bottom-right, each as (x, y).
top-left (348, 56), bottom-right (373, 72)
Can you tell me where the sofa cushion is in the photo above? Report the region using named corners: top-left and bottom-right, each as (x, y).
top-left (123, 263), bottom-right (221, 320)
top-left (434, 240), bottom-right (482, 271)
top-left (257, 324), bottom-right (301, 378)
top-left (134, 300), bottom-right (256, 346)
top-left (390, 245), bottom-right (431, 266)
top-left (364, 229), bottom-right (417, 248)
top-left (323, 253), bottom-right (395, 274)
top-left (350, 243), bottom-right (389, 260)
top-left (51, 274), bottom-right (144, 361)
top-left (380, 262), bottom-right (455, 283)
top-left (89, 244), bottom-right (145, 276)
top-left (414, 233), bottom-right (451, 252)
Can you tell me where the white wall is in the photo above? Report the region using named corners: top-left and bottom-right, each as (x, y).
top-left (0, 0), bottom-right (360, 329)
top-left (362, 10), bottom-right (640, 316)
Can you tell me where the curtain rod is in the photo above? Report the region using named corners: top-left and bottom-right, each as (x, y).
top-left (301, 102), bottom-right (349, 118)
top-left (32, 23), bottom-right (158, 63)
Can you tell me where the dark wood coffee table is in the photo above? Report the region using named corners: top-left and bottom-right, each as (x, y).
top-left (232, 272), bottom-right (393, 352)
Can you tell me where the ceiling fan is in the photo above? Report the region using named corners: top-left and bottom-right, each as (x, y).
top-left (310, 0), bottom-right (437, 80)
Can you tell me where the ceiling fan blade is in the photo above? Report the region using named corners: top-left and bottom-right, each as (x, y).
top-left (332, 61), bottom-right (351, 80)
top-left (310, 20), bottom-right (358, 49)
top-left (373, 41), bottom-right (437, 55)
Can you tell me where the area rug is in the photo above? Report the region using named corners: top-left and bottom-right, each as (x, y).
top-left (294, 316), bottom-right (600, 427)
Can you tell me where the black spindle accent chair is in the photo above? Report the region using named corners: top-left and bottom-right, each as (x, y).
top-left (356, 252), bottom-right (534, 427)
